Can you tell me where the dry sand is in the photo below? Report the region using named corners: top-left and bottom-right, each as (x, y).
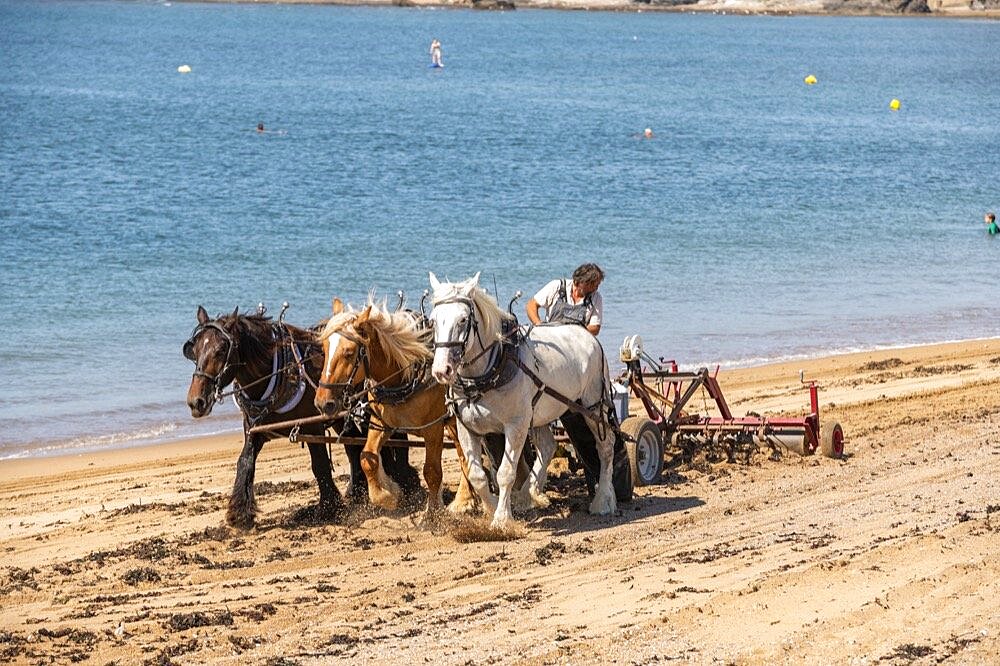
top-left (2, 339), bottom-right (999, 664)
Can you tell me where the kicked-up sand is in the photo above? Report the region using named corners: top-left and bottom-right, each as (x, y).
top-left (1, 339), bottom-right (999, 664)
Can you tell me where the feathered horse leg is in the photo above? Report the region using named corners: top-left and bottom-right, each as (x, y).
top-left (227, 431), bottom-right (265, 529)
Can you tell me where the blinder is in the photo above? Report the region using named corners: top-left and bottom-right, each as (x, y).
top-left (317, 327), bottom-right (370, 406)
top-left (431, 296), bottom-right (477, 355)
top-left (183, 321), bottom-right (237, 389)
top-left (182, 329), bottom-right (198, 361)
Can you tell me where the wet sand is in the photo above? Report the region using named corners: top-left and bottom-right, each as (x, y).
top-left (2, 338), bottom-right (999, 664)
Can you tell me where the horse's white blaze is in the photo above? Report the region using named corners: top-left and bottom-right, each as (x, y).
top-left (323, 333), bottom-right (341, 381)
top-left (430, 302), bottom-right (464, 384)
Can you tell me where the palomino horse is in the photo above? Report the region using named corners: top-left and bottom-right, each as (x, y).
top-left (428, 273), bottom-right (618, 529)
top-left (184, 305), bottom-right (419, 529)
top-left (314, 299), bottom-right (477, 520)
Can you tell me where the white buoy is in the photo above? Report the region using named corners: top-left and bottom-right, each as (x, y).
top-left (177, 64), bottom-right (191, 74)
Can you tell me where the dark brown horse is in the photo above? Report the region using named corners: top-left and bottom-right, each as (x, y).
top-left (184, 305), bottom-right (419, 529)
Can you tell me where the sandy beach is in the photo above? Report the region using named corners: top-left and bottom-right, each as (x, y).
top-left (2, 339), bottom-right (999, 664)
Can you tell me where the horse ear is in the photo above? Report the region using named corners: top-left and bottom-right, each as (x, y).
top-left (231, 306), bottom-right (239, 318)
top-left (332, 298), bottom-right (344, 315)
top-left (428, 272), bottom-right (441, 293)
top-left (471, 272), bottom-right (481, 288)
top-left (355, 305), bottom-right (372, 328)
top-left (197, 305), bottom-right (209, 325)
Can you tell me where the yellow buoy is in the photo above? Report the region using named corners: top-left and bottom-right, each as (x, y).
top-left (889, 98), bottom-right (901, 111)
top-left (177, 64), bottom-right (191, 74)
top-left (804, 74), bottom-right (817, 85)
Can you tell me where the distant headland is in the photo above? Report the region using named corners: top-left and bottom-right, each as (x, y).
top-left (194, 0), bottom-right (1000, 18)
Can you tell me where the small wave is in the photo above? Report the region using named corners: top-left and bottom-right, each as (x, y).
top-left (64, 422), bottom-right (179, 448)
top-left (0, 420), bottom-right (241, 461)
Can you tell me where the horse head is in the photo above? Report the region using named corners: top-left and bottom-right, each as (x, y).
top-left (429, 272), bottom-right (485, 385)
top-left (314, 299), bottom-right (370, 417)
top-left (184, 305), bottom-right (240, 417)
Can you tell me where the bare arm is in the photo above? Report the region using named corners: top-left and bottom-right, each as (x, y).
top-left (526, 298), bottom-right (542, 325)
top-left (586, 323), bottom-right (601, 336)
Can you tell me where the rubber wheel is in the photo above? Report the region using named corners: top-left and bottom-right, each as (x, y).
top-left (621, 416), bottom-right (663, 486)
top-left (820, 421), bottom-right (845, 459)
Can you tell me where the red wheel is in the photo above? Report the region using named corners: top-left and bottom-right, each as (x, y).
top-left (820, 421), bottom-right (845, 459)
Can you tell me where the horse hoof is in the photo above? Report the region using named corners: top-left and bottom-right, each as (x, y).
top-left (588, 494), bottom-right (616, 516)
top-left (490, 514), bottom-right (514, 531)
top-left (225, 511), bottom-right (256, 531)
top-left (370, 488), bottom-right (400, 511)
top-left (529, 491), bottom-right (551, 509)
top-left (447, 498), bottom-right (478, 515)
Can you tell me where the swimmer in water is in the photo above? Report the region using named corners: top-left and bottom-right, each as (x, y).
top-left (257, 122), bottom-right (265, 133)
top-left (986, 211), bottom-right (998, 236)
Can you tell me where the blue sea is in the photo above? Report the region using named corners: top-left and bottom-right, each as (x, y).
top-left (1, 0), bottom-right (998, 460)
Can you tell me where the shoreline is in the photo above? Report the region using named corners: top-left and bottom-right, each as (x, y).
top-left (3, 335), bottom-right (999, 471)
top-left (0, 335), bottom-right (996, 464)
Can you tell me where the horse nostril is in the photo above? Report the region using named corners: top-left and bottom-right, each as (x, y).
top-left (190, 397), bottom-right (205, 413)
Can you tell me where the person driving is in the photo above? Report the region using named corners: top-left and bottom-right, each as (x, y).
top-left (526, 263), bottom-right (605, 336)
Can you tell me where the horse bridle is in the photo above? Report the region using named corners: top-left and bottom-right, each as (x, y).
top-left (431, 296), bottom-right (481, 361)
top-left (183, 322), bottom-right (238, 397)
top-left (317, 328), bottom-right (370, 407)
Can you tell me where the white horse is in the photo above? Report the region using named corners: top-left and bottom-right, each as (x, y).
top-left (428, 272), bottom-right (617, 529)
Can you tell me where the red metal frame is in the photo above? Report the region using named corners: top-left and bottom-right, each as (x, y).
top-left (622, 358), bottom-right (822, 455)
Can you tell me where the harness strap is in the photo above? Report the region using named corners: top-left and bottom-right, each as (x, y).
top-left (512, 355), bottom-right (604, 428)
top-left (367, 405), bottom-right (453, 434)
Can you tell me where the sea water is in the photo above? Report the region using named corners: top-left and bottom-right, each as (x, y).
top-left (1, 1), bottom-right (999, 459)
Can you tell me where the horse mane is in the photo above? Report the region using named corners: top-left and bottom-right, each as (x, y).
top-left (365, 302), bottom-right (432, 378)
top-left (432, 275), bottom-right (513, 341)
top-left (219, 312), bottom-right (273, 360)
top-left (318, 299), bottom-right (432, 380)
top-left (318, 305), bottom-right (359, 341)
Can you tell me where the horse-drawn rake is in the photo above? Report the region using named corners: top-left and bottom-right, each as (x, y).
top-left (615, 335), bottom-right (846, 487)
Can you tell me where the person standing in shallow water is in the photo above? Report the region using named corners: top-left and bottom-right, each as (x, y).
top-left (986, 212), bottom-right (998, 236)
top-left (429, 39), bottom-right (443, 68)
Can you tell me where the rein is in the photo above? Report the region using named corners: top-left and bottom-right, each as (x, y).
top-left (317, 329), bottom-right (370, 406)
top-left (431, 296), bottom-right (486, 362)
top-left (433, 295), bottom-right (520, 401)
top-left (435, 293), bottom-right (611, 437)
top-left (185, 318), bottom-right (316, 426)
top-left (184, 321), bottom-right (239, 401)
top-left (318, 322), bottom-right (432, 410)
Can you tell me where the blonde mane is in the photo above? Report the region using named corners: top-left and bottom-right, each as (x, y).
top-left (318, 306), bottom-right (359, 341)
top-left (432, 275), bottom-right (514, 342)
top-left (319, 298), bottom-right (432, 380)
